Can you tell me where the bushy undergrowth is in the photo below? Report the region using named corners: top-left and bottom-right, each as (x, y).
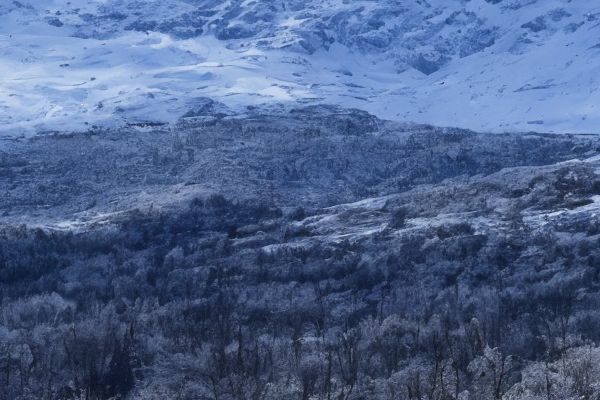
top-left (2, 181), bottom-right (600, 400)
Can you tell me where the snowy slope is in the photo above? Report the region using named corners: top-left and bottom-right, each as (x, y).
top-left (1, 0), bottom-right (599, 135)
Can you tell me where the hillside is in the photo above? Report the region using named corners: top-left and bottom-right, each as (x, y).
top-left (2, 109), bottom-right (600, 398)
top-left (2, 2), bottom-right (600, 398)
top-left (1, 0), bottom-right (599, 135)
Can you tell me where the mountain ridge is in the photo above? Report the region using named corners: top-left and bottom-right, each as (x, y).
top-left (1, 0), bottom-right (599, 135)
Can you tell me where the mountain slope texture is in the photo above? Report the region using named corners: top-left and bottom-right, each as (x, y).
top-left (4, 2), bottom-right (600, 400)
top-left (1, 0), bottom-right (599, 135)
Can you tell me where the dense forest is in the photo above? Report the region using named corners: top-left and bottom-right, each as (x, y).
top-left (2, 108), bottom-right (600, 399)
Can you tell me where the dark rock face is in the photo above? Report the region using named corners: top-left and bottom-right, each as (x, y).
top-left (522, 16), bottom-right (547, 32)
top-left (45, 16), bottom-right (63, 27)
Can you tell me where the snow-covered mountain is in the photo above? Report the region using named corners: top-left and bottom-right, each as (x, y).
top-left (1, 0), bottom-right (599, 135)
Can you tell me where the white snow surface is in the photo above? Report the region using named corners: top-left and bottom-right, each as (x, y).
top-left (1, 0), bottom-right (600, 135)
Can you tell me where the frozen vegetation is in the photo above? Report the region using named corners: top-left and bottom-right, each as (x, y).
top-left (2, 108), bottom-right (600, 399)
top-left (2, 1), bottom-right (600, 399)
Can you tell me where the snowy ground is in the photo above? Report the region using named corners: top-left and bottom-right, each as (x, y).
top-left (1, 0), bottom-right (600, 136)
